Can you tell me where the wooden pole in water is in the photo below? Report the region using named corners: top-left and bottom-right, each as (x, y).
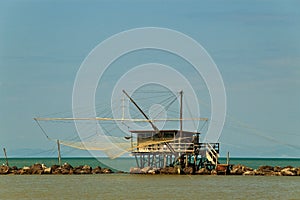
top-left (57, 140), bottom-right (62, 166)
top-left (3, 148), bottom-right (9, 166)
top-left (227, 151), bottom-right (230, 165)
top-left (179, 90), bottom-right (183, 158)
top-left (179, 91), bottom-right (183, 141)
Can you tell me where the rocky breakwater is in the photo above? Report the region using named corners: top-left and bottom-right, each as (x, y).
top-left (130, 166), bottom-right (200, 175)
top-left (231, 164), bottom-right (300, 176)
top-left (0, 163), bottom-right (114, 175)
top-left (130, 164), bottom-right (300, 176)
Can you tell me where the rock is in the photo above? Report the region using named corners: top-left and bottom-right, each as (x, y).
top-left (196, 168), bottom-right (211, 175)
top-left (148, 168), bottom-right (160, 174)
top-left (243, 171), bottom-right (255, 176)
top-left (73, 166), bottom-right (83, 174)
top-left (0, 165), bottom-right (10, 174)
top-left (9, 166), bottom-right (19, 174)
top-left (53, 167), bottom-right (62, 175)
top-left (270, 171), bottom-right (282, 176)
top-left (160, 167), bottom-right (168, 174)
top-left (60, 168), bottom-right (71, 175)
top-left (42, 164), bottom-right (47, 169)
top-left (81, 165), bottom-right (92, 174)
top-left (73, 165), bottom-right (91, 174)
top-left (231, 167), bottom-right (244, 175)
top-left (231, 164), bottom-right (242, 170)
top-left (52, 163), bottom-right (74, 175)
top-left (51, 165), bottom-right (60, 172)
top-left (291, 168), bottom-right (298, 173)
top-left (141, 166), bottom-right (152, 174)
top-left (211, 169), bottom-right (217, 175)
top-left (69, 168), bottom-right (74, 174)
top-left (147, 169), bottom-right (156, 174)
top-left (230, 164), bottom-right (251, 175)
top-left (43, 167), bottom-right (52, 174)
top-left (160, 167), bottom-right (177, 174)
top-left (296, 168), bottom-right (300, 176)
top-left (281, 168), bottom-right (296, 176)
top-left (9, 166), bottom-right (18, 171)
top-left (19, 166), bottom-right (31, 175)
top-left (255, 165), bottom-right (280, 176)
top-left (62, 163), bottom-right (73, 170)
top-left (53, 165), bottom-right (73, 175)
top-left (82, 165), bottom-right (91, 170)
top-left (237, 165), bottom-right (253, 172)
top-left (258, 165), bottom-right (274, 174)
top-left (273, 166), bottom-right (282, 172)
top-left (31, 163), bottom-right (44, 174)
top-left (244, 166), bottom-right (253, 171)
top-left (92, 166), bottom-right (102, 174)
top-left (130, 167), bottom-right (142, 174)
top-left (183, 167), bottom-right (194, 175)
top-left (254, 169), bottom-right (265, 176)
top-left (10, 166), bottom-right (18, 170)
top-left (101, 168), bottom-right (113, 174)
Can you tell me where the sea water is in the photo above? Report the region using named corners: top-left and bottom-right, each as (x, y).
top-left (0, 157), bottom-right (300, 199)
top-left (0, 174), bottom-right (300, 199)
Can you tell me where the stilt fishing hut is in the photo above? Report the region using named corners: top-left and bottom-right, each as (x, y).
top-left (123, 90), bottom-right (220, 171)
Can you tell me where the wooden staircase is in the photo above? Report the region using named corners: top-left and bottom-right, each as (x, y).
top-left (205, 143), bottom-right (219, 165)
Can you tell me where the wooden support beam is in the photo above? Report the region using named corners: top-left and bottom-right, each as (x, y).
top-left (3, 148), bottom-right (9, 166)
top-left (57, 140), bottom-right (62, 166)
top-left (227, 151), bottom-right (230, 165)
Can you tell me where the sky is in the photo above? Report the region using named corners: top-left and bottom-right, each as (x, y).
top-left (0, 0), bottom-right (300, 158)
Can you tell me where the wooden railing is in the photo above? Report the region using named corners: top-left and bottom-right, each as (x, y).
top-left (132, 142), bottom-right (220, 154)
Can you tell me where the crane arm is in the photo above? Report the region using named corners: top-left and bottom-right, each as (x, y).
top-left (122, 90), bottom-right (175, 153)
top-left (122, 90), bottom-right (160, 133)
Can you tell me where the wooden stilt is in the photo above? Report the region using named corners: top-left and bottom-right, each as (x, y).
top-left (3, 148), bottom-right (9, 166)
top-left (135, 155), bottom-right (139, 168)
top-left (185, 154), bottom-right (188, 168)
top-left (57, 140), bottom-right (62, 166)
top-left (227, 151), bottom-right (230, 165)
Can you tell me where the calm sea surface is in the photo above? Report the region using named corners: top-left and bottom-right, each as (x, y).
top-left (1, 158), bottom-right (300, 200)
top-left (1, 174), bottom-right (300, 199)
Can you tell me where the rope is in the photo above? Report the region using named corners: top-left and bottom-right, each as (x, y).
top-left (35, 119), bottom-right (52, 141)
